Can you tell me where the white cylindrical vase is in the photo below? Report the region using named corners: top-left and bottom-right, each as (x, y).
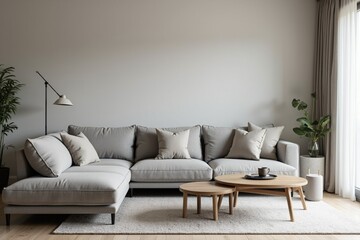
top-left (305, 174), bottom-right (323, 201)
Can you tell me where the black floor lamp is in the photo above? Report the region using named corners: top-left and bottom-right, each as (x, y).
top-left (36, 71), bottom-right (73, 135)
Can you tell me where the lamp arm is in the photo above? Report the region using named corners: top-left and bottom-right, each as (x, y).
top-left (36, 71), bottom-right (62, 97)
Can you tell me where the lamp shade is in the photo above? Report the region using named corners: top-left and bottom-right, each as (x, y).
top-left (53, 95), bottom-right (73, 106)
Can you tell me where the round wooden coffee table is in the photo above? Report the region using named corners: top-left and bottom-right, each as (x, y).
top-left (215, 174), bottom-right (308, 222)
top-left (179, 182), bottom-right (235, 221)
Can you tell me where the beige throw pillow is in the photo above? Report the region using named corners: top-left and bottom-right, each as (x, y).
top-left (24, 133), bottom-right (72, 177)
top-left (61, 132), bottom-right (100, 166)
top-left (155, 129), bottom-right (191, 159)
top-left (226, 129), bottom-right (266, 160)
top-left (248, 122), bottom-right (284, 160)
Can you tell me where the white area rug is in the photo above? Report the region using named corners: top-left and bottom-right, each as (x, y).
top-left (54, 195), bottom-right (360, 234)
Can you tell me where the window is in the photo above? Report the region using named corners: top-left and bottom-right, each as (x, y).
top-left (337, 0), bottom-right (360, 200)
top-left (356, 1), bottom-right (360, 201)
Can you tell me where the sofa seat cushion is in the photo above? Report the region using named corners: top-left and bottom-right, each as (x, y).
top-left (209, 158), bottom-right (296, 177)
top-left (130, 159), bottom-right (213, 182)
top-left (2, 159), bottom-right (131, 206)
top-left (74, 159), bottom-right (133, 169)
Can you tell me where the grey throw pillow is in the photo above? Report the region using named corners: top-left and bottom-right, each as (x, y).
top-left (155, 129), bottom-right (191, 159)
top-left (61, 132), bottom-right (100, 166)
top-left (248, 122), bottom-right (284, 160)
top-left (68, 125), bottom-right (135, 161)
top-left (202, 125), bottom-right (247, 162)
top-left (135, 125), bottom-right (202, 161)
top-left (226, 129), bottom-right (266, 160)
top-left (24, 133), bottom-right (72, 177)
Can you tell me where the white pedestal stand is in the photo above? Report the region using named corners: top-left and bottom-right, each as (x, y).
top-left (305, 174), bottom-right (323, 201)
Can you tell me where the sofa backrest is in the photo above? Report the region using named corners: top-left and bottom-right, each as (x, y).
top-left (68, 125), bottom-right (136, 162)
top-left (16, 149), bottom-right (36, 180)
top-left (16, 123), bottom-right (289, 181)
top-left (135, 125), bottom-right (203, 161)
top-left (202, 125), bottom-right (245, 162)
top-left (202, 124), bottom-right (275, 162)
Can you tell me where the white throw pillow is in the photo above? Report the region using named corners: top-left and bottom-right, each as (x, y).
top-left (248, 122), bottom-right (284, 160)
top-left (226, 129), bottom-right (266, 160)
top-left (61, 132), bottom-right (100, 166)
top-left (155, 129), bottom-right (191, 159)
top-left (24, 133), bottom-right (72, 177)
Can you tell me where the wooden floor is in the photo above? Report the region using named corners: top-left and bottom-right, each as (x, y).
top-left (0, 192), bottom-right (360, 240)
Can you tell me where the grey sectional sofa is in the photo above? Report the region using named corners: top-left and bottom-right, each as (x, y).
top-left (2, 124), bottom-right (299, 225)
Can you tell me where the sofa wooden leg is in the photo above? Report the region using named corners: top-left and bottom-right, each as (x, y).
top-left (130, 188), bottom-right (134, 197)
top-left (111, 213), bottom-right (115, 225)
top-left (5, 214), bottom-right (10, 226)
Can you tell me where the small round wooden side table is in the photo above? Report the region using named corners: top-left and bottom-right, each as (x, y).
top-left (179, 181), bottom-right (236, 221)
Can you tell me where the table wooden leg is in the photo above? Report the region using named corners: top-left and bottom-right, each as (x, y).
top-left (197, 195), bottom-right (201, 214)
top-left (233, 191), bottom-right (238, 207)
top-left (229, 192), bottom-right (233, 215)
top-left (218, 195), bottom-right (223, 210)
top-left (183, 192), bottom-right (188, 218)
top-left (285, 187), bottom-right (294, 222)
top-left (296, 186), bottom-right (307, 210)
top-left (212, 195), bottom-right (218, 221)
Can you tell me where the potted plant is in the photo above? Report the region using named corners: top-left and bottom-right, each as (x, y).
top-left (0, 65), bottom-right (23, 191)
top-left (292, 93), bottom-right (331, 157)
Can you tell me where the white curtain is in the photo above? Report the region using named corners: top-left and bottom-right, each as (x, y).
top-left (357, 6), bottom-right (360, 190)
top-left (336, 0), bottom-right (360, 200)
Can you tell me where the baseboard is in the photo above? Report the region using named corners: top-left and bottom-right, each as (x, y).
top-left (356, 187), bottom-right (360, 202)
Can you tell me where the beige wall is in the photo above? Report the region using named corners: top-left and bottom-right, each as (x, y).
top-left (0, 0), bottom-right (316, 176)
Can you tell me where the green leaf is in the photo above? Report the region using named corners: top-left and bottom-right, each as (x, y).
top-left (0, 64), bottom-right (23, 138)
top-left (319, 115), bottom-right (331, 128)
top-left (312, 120), bottom-right (319, 126)
top-left (292, 99), bottom-right (300, 108)
top-left (293, 127), bottom-right (306, 136)
top-left (297, 101), bottom-right (308, 111)
top-left (296, 117), bottom-right (314, 129)
top-left (322, 128), bottom-right (331, 134)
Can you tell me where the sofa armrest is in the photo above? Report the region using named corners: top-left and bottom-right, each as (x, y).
top-left (277, 140), bottom-right (299, 176)
top-left (16, 149), bottom-right (36, 181)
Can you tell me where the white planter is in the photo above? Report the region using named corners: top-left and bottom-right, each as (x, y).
top-left (300, 155), bottom-right (325, 178)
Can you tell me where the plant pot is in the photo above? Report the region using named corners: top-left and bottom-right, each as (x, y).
top-left (308, 140), bottom-right (319, 157)
top-left (0, 167), bottom-right (10, 193)
top-left (300, 155), bottom-right (325, 178)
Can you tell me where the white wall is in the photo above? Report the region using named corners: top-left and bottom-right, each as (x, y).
top-left (0, 0), bottom-right (316, 176)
